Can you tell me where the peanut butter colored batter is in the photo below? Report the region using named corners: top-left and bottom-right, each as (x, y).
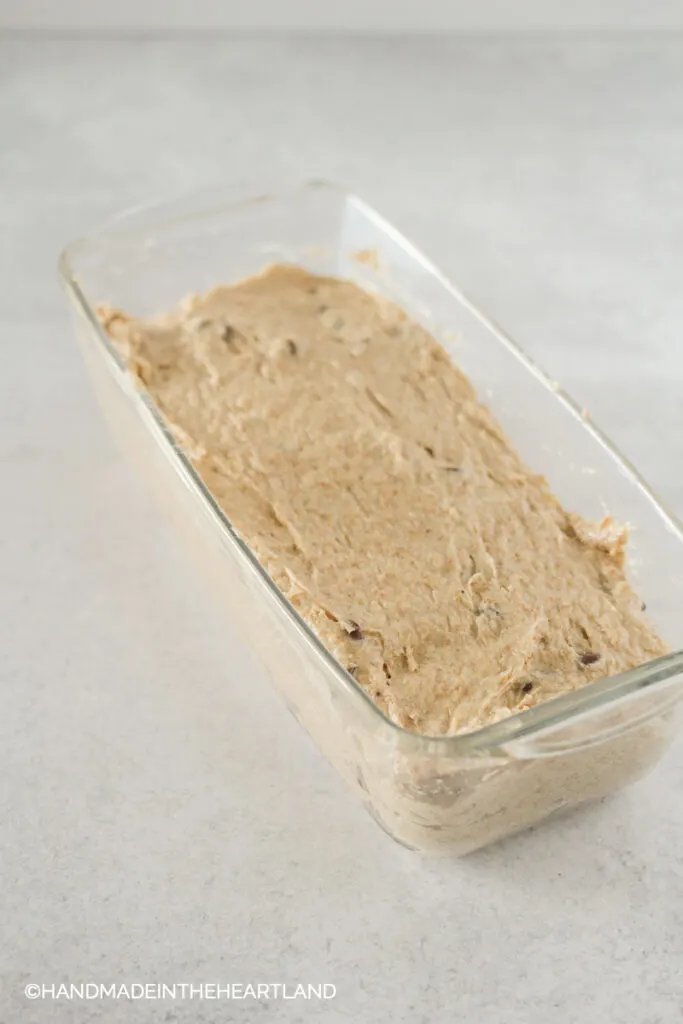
top-left (99, 265), bottom-right (667, 736)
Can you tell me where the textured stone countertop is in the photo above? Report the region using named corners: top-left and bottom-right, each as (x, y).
top-left (2, 35), bottom-right (682, 1024)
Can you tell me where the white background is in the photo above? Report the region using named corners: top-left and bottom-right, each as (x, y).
top-left (2, 0), bottom-right (683, 32)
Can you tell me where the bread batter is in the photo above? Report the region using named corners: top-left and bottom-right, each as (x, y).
top-left (98, 264), bottom-right (667, 735)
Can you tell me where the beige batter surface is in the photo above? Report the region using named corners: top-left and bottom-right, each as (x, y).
top-left (98, 264), bottom-right (667, 736)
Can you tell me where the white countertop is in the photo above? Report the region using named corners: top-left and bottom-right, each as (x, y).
top-left (2, 36), bottom-right (683, 1024)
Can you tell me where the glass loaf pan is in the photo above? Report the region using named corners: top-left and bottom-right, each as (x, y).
top-left (60, 181), bottom-right (683, 855)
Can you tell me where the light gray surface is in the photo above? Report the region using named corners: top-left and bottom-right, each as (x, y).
top-left (2, 37), bottom-right (683, 1024)
top-left (5, 0), bottom-right (683, 33)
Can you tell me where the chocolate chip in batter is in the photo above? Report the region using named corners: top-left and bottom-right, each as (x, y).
top-left (423, 445), bottom-right (435, 458)
top-left (345, 619), bottom-right (364, 641)
top-left (221, 324), bottom-right (236, 345)
top-left (520, 681), bottom-right (534, 694)
top-left (286, 339), bottom-right (298, 356)
top-left (579, 651), bottom-right (601, 667)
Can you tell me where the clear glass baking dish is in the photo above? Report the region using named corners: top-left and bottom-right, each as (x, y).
top-left (59, 181), bottom-right (683, 855)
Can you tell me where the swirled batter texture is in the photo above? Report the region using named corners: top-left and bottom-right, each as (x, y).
top-left (98, 264), bottom-right (666, 735)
